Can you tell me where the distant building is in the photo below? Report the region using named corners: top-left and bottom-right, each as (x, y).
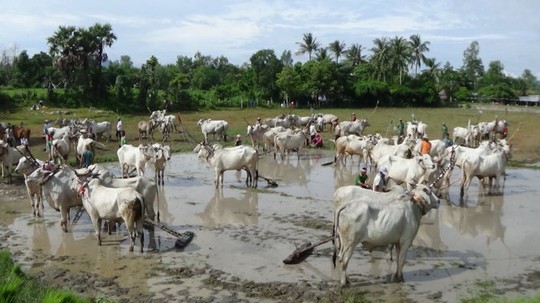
top-left (518, 95), bottom-right (540, 106)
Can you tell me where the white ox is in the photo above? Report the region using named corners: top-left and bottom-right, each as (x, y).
top-left (14, 157), bottom-right (45, 217)
top-left (0, 140), bottom-right (26, 184)
top-left (370, 139), bottom-right (413, 169)
top-left (460, 147), bottom-right (510, 199)
top-left (78, 177), bottom-right (144, 252)
top-left (406, 122), bottom-right (418, 139)
top-left (81, 119), bottom-right (112, 142)
top-left (384, 154), bottom-right (436, 191)
top-left (117, 144), bottom-right (155, 177)
top-left (332, 184), bottom-right (439, 284)
top-left (339, 119), bottom-right (370, 136)
top-left (151, 143), bottom-right (171, 185)
top-left (150, 110), bottom-right (181, 133)
top-left (246, 124), bottom-right (269, 150)
top-left (273, 130), bottom-right (308, 160)
top-left (194, 143), bottom-right (258, 188)
top-left (334, 135), bottom-right (376, 166)
top-left (262, 126), bottom-right (290, 153)
top-left (26, 165), bottom-right (83, 232)
top-left (316, 113), bottom-right (338, 130)
top-left (197, 118), bottom-right (229, 142)
top-left (85, 163), bottom-right (159, 222)
top-left (50, 133), bottom-right (71, 164)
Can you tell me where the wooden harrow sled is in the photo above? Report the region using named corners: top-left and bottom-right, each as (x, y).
top-left (144, 219), bottom-right (195, 249)
top-left (283, 235), bottom-right (333, 264)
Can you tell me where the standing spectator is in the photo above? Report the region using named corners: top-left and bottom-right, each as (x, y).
top-left (442, 123), bottom-right (449, 139)
top-left (309, 121), bottom-right (317, 142)
top-left (43, 119), bottom-right (51, 151)
top-left (372, 166), bottom-right (388, 192)
top-left (351, 112), bottom-right (357, 121)
top-left (120, 131), bottom-right (127, 147)
top-left (5, 124), bottom-right (15, 147)
top-left (420, 135), bottom-right (432, 155)
top-left (256, 117), bottom-right (262, 126)
top-left (442, 133), bottom-right (453, 148)
top-left (355, 167), bottom-right (371, 189)
top-left (397, 119), bottom-right (405, 138)
top-left (82, 149), bottom-right (93, 168)
top-left (116, 117), bottom-right (124, 142)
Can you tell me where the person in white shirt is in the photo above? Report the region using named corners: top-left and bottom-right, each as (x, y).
top-left (116, 117), bottom-right (124, 142)
top-left (372, 166), bottom-right (389, 192)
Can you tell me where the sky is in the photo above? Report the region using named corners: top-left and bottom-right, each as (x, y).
top-left (1, 0), bottom-right (539, 78)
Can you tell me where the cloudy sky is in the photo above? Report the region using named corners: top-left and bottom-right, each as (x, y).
top-left (1, 0), bottom-right (539, 77)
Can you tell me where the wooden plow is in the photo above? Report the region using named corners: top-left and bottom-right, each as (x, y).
top-left (283, 235), bottom-right (333, 264)
top-left (144, 219), bottom-right (195, 249)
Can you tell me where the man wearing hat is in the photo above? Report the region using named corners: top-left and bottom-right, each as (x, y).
top-left (372, 166), bottom-right (388, 192)
top-left (234, 134), bottom-right (242, 146)
top-left (420, 134), bottom-right (432, 155)
top-left (355, 167), bottom-right (371, 189)
top-left (441, 123), bottom-right (449, 139)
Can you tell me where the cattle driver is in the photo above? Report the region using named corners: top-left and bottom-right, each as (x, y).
top-left (397, 119), bottom-right (405, 138)
top-left (355, 167), bottom-right (371, 189)
top-left (372, 166), bottom-right (389, 192)
top-left (420, 134), bottom-right (432, 155)
top-left (116, 117), bottom-right (124, 142)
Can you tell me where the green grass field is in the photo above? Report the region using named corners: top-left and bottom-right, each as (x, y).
top-left (2, 104), bottom-right (539, 165)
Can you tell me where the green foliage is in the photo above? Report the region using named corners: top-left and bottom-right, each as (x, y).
top-left (0, 249), bottom-right (106, 303)
top-left (1, 27), bottom-right (537, 113)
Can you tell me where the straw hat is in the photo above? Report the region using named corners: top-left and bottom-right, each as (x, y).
top-left (380, 166), bottom-right (389, 176)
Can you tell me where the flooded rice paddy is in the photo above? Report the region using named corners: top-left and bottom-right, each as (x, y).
top-left (1, 150), bottom-right (539, 302)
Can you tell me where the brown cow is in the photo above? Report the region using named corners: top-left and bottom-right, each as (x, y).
top-left (13, 127), bottom-right (31, 144)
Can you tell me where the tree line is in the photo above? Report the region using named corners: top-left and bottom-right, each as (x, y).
top-left (0, 23), bottom-right (538, 113)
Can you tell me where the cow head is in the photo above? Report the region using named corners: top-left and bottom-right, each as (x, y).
top-left (410, 184), bottom-right (440, 215)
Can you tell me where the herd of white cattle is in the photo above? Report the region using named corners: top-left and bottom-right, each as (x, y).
top-left (0, 110), bottom-right (513, 284)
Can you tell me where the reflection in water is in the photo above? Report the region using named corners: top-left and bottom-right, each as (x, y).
top-left (440, 193), bottom-right (506, 246)
top-left (197, 189), bottom-right (259, 227)
top-left (258, 156), bottom-right (308, 186)
top-left (413, 211), bottom-right (448, 253)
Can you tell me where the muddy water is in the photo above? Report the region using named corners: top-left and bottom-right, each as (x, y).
top-left (1, 150), bottom-right (539, 302)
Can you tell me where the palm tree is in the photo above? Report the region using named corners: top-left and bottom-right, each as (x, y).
top-left (315, 48), bottom-right (330, 61)
top-left (328, 40), bottom-right (346, 63)
top-left (345, 43), bottom-right (366, 66)
top-left (409, 34), bottom-right (430, 75)
top-left (370, 37), bottom-right (390, 82)
top-left (295, 33), bottom-right (320, 61)
top-left (389, 36), bottom-right (411, 85)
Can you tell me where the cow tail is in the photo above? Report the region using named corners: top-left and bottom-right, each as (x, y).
top-left (133, 197), bottom-right (144, 222)
top-left (332, 205), bottom-right (347, 268)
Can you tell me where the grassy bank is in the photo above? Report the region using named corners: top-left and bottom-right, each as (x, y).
top-left (2, 104), bottom-right (540, 166)
top-left (0, 249), bottom-right (110, 303)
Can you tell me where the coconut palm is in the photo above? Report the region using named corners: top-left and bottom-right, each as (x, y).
top-left (328, 40), bottom-right (347, 63)
top-left (315, 48), bottom-right (330, 61)
top-left (370, 37), bottom-right (390, 82)
top-left (345, 43), bottom-right (366, 66)
top-left (389, 36), bottom-right (411, 85)
top-left (409, 34), bottom-right (430, 75)
top-left (295, 33), bottom-right (320, 61)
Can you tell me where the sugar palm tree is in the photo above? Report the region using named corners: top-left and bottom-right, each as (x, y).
top-left (328, 40), bottom-right (347, 63)
top-left (295, 33), bottom-right (320, 61)
top-left (409, 34), bottom-right (430, 75)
